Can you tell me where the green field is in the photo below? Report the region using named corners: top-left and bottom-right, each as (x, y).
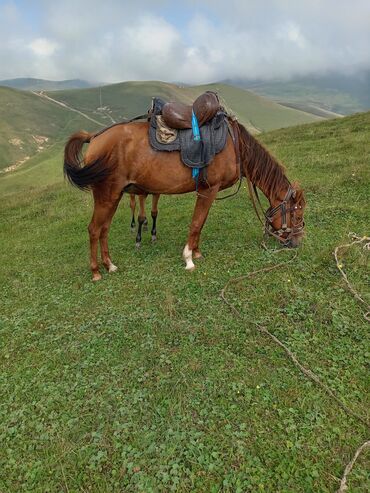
top-left (0, 112), bottom-right (369, 492)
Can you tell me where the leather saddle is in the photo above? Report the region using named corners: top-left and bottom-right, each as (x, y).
top-left (148, 91), bottom-right (229, 170)
top-left (161, 91), bottom-right (221, 129)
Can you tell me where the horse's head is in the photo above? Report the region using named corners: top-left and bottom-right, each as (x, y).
top-left (266, 182), bottom-right (306, 248)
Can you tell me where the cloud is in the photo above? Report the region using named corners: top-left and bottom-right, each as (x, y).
top-left (0, 0), bottom-right (369, 82)
top-left (277, 22), bottom-right (306, 49)
top-left (29, 38), bottom-right (58, 57)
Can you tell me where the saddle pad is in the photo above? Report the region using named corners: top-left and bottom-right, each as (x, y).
top-left (156, 115), bottom-right (178, 143)
top-left (149, 98), bottom-right (229, 168)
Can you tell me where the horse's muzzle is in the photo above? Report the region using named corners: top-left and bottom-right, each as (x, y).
top-left (285, 234), bottom-right (303, 248)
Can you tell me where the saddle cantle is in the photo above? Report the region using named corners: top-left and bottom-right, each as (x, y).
top-left (161, 91), bottom-right (221, 129)
top-left (148, 91), bottom-right (229, 171)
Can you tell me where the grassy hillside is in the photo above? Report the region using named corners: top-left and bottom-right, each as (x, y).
top-left (0, 87), bottom-right (98, 171)
top-left (47, 81), bottom-right (324, 133)
top-left (236, 71), bottom-right (370, 115)
top-left (0, 113), bottom-right (369, 492)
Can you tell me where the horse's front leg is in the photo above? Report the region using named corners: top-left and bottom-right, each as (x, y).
top-left (129, 194), bottom-right (136, 232)
top-left (135, 194), bottom-right (147, 248)
top-left (183, 185), bottom-right (219, 271)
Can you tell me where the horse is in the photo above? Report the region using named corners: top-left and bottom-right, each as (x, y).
top-left (64, 119), bottom-right (305, 281)
top-left (129, 193), bottom-right (160, 247)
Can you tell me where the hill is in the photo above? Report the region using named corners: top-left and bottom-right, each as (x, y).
top-left (0, 81), bottom-right (326, 172)
top-left (0, 77), bottom-right (94, 91)
top-left (0, 112), bottom-right (368, 492)
top-left (0, 86), bottom-right (98, 171)
top-left (231, 70), bottom-right (370, 115)
top-left (45, 80), bottom-right (324, 133)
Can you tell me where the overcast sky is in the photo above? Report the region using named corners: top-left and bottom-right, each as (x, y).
top-left (0, 0), bottom-right (369, 83)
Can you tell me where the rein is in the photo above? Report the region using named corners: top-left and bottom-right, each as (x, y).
top-left (215, 118), bottom-right (243, 201)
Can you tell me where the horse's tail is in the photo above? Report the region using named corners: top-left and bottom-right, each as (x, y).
top-left (64, 131), bottom-right (112, 191)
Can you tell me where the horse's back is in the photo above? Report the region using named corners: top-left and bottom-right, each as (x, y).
top-left (85, 122), bottom-right (146, 164)
top-left (84, 121), bottom-right (238, 193)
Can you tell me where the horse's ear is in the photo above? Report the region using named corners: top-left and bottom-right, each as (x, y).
top-left (291, 181), bottom-right (305, 205)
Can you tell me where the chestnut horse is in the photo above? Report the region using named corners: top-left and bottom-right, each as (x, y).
top-left (64, 120), bottom-right (305, 281)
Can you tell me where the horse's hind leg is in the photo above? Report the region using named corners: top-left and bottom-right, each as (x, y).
top-left (100, 196), bottom-right (122, 274)
top-left (183, 186), bottom-right (219, 270)
top-left (88, 191), bottom-right (122, 281)
top-left (151, 194), bottom-right (160, 242)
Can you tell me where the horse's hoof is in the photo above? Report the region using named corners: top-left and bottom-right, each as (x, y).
top-left (194, 253), bottom-right (204, 260)
top-left (185, 263), bottom-right (196, 272)
top-left (108, 264), bottom-right (118, 273)
top-left (151, 235), bottom-right (157, 243)
top-left (135, 242), bottom-right (141, 249)
top-left (92, 272), bottom-right (102, 282)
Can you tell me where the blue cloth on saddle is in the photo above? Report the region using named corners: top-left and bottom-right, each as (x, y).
top-left (149, 98), bottom-right (228, 169)
top-left (191, 109), bottom-right (201, 142)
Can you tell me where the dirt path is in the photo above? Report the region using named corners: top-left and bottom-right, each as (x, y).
top-left (32, 91), bottom-right (106, 127)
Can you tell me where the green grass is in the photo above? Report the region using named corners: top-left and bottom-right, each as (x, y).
top-left (0, 112), bottom-right (369, 492)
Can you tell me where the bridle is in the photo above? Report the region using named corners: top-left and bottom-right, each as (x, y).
top-left (246, 178), bottom-right (305, 247)
top-left (264, 185), bottom-right (305, 245)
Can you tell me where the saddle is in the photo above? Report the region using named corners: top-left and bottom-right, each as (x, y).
top-left (148, 91), bottom-right (229, 172)
top-left (161, 91), bottom-right (221, 129)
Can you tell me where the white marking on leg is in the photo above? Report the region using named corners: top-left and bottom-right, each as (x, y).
top-left (183, 244), bottom-right (195, 271)
top-left (108, 262), bottom-right (118, 273)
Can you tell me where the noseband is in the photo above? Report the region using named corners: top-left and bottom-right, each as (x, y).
top-left (247, 180), bottom-right (304, 246)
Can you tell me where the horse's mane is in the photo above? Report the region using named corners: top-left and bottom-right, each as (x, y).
top-left (237, 122), bottom-right (290, 199)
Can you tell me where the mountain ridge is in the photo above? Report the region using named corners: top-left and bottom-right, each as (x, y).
top-left (226, 70), bottom-right (370, 115)
top-left (0, 77), bottom-right (96, 91)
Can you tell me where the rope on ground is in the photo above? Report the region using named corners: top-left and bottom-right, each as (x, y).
top-left (256, 326), bottom-right (368, 427)
top-left (220, 248), bottom-right (369, 427)
top-left (336, 440), bottom-right (370, 492)
top-left (334, 233), bottom-right (370, 322)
